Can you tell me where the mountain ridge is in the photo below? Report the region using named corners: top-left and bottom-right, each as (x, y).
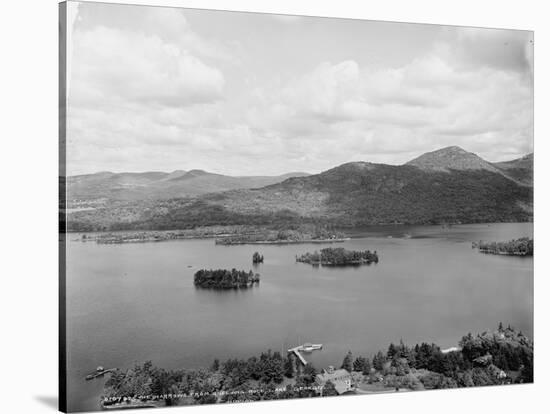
top-left (66, 146), bottom-right (533, 232)
top-left (67, 170), bottom-right (311, 201)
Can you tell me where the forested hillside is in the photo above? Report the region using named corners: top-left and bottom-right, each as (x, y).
top-left (66, 147), bottom-right (533, 232)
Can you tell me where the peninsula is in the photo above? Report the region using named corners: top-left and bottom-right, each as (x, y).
top-left (473, 237), bottom-right (533, 256)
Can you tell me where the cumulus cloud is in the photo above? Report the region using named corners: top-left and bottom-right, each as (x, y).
top-left (69, 27), bottom-right (224, 108)
top-left (244, 40), bottom-right (533, 165)
top-left (66, 3), bottom-right (533, 176)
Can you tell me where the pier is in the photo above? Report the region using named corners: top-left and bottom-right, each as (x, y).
top-left (85, 367), bottom-right (117, 381)
top-left (287, 343), bottom-right (323, 366)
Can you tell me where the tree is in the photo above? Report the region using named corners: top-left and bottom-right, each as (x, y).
top-left (518, 358), bottom-right (533, 383)
top-left (393, 358), bottom-right (410, 376)
top-left (387, 343), bottom-right (398, 359)
top-left (353, 356), bottom-right (367, 372)
top-left (372, 351), bottom-right (386, 371)
top-left (302, 364), bottom-right (317, 385)
top-left (252, 252), bottom-right (264, 264)
top-left (322, 380), bottom-right (338, 397)
top-left (211, 359), bottom-right (220, 372)
top-left (362, 358), bottom-right (372, 375)
top-left (341, 351), bottom-right (353, 372)
top-left (420, 372), bottom-right (457, 389)
top-left (284, 354), bottom-right (295, 378)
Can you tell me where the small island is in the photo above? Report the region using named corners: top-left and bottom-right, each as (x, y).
top-left (473, 237), bottom-right (533, 256)
top-left (296, 247), bottom-right (379, 266)
top-left (194, 269), bottom-right (260, 289)
top-left (252, 252), bottom-right (264, 264)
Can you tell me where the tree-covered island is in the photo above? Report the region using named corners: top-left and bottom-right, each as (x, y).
top-left (100, 324), bottom-right (532, 409)
top-left (296, 247), bottom-right (379, 266)
top-left (252, 252), bottom-right (264, 264)
top-left (473, 237), bottom-right (533, 256)
top-left (194, 269), bottom-right (260, 289)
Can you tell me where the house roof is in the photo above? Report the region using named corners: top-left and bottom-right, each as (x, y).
top-left (316, 369), bottom-right (353, 395)
top-left (317, 368), bottom-right (351, 381)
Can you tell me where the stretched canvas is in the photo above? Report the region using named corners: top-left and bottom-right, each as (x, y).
top-left (59, 1), bottom-right (534, 412)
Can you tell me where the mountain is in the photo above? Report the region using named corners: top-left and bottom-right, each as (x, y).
top-left (406, 146), bottom-right (502, 173)
top-left (67, 147), bottom-right (533, 231)
top-left (406, 146), bottom-right (533, 186)
top-left (67, 171), bottom-right (169, 200)
top-left (67, 170), bottom-right (310, 201)
top-left (493, 153), bottom-right (533, 186)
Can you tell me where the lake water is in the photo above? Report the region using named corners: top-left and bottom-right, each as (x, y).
top-left (65, 223), bottom-right (533, 412)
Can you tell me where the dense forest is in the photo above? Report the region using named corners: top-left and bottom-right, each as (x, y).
top-left (343, 323), bottom-right (532, 391)
top-left (193, 269), bottom-right (260, 289)
top-left (475, 237), bottom-right (533, 256)
top-left (101, 324), bottom-right (532, 409)
top-left (65, 158), bottom-right (533, 233)
top-left (296, 247), bottom-right (379, 266)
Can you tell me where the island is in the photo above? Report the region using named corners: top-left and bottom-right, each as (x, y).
top-left (296, 247), bottom-right (379, 266)
top-left (194, 269), bottom-right (260, 289)
top-left (252, 252), bottom-right (264, 264)
top-left (473, 237), bottom-right (533, 256)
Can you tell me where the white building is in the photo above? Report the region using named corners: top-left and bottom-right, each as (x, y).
top-left (315, 366), bottom-right (354, 395)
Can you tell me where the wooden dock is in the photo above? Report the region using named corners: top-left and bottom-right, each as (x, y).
top-left (287, 343), bottom-right (323, 366)
top-left (85, 368), bottom-right (116, 381)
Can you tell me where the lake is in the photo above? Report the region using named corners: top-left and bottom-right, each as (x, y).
top-left (65, 222), bottom-right (533, 412)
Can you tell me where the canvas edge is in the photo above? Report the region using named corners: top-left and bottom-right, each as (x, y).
top-left (59, 1), bottom-right (68, 412)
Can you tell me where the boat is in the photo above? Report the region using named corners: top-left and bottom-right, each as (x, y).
top-left (85, 366), bottom-right (115, 381)
top-left (301, 343), bottom-right (323, 353)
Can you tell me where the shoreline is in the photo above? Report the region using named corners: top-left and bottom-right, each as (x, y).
top-left (95, 325), bottom-right (532, 409)
top-left (215, 238), bottom-right (351, 245)
top-left (69, 222), bottom-right (533, 245)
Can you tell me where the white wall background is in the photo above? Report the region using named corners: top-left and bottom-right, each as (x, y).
top-left (0, 1), bottom-right (547, 413)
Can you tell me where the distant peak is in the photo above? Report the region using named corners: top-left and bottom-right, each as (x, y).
top-left (426, 146), bottom-right (469, 156)
top-left (406, 146), bottom-right (499, 173)
top-left (439, 145), bottom-right (466, 152)
top-left (186, 169), bottom-right (209, 176)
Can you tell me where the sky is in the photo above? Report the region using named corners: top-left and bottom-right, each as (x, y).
top-left (65, 1), bottom-right (534, 176)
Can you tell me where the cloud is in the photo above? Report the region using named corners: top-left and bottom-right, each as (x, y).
top-left (243, 43), bottom-right (532, 165)
top-left (66, 4), bottom-right (533, 176)
top-left (69, 26), bottom-right (224, 108)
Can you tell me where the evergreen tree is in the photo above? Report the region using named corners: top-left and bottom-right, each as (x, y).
top-left (373, 351), bottom-right (386, 371)
top-left (387, 343), bottom-right (397, 359)
top-left (353, 356), bottom-right (367, 372)
top-left (362, 357), bottom-right (372, 375)
top-left (284, 354), bottom-right (295, 378)
top-left (341, 351), bottom-right (353, 372)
